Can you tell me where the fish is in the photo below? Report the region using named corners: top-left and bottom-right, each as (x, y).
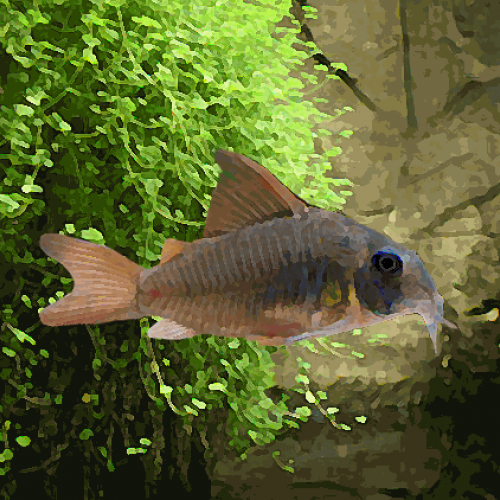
top-left (39, 149), bottom-right (457, 353)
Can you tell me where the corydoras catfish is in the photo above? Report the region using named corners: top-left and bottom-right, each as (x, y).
top-left (39, 150), bottom-right (456, 353)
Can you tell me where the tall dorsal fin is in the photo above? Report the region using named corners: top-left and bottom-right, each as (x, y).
top-left (204, 150), bottom-right (311, 238)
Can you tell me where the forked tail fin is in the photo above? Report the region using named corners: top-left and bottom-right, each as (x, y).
top-left (39, 234), bottom-right (145, 326)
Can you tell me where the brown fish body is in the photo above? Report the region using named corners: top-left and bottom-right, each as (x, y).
top-left (138, 210), bottom-right (357, 344)
top-left (39, 150), bottom-right (456, 352)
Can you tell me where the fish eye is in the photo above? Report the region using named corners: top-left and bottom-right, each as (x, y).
top-left (372, 252), bottom-right (403, 274)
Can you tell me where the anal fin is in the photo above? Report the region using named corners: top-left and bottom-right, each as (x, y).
top-left (148, 319), bottom-right (198, 340)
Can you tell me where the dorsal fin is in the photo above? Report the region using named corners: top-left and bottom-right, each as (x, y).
top-left (204, 150), bottom-right (311, 238)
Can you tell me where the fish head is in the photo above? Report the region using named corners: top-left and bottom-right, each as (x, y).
top-left (353, 233), bottom-right (457, 353)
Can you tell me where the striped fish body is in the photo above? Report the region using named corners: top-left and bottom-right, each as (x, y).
top-left (138, 210), bottom-right (365, 345)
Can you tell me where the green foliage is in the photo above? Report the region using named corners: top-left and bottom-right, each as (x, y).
top-left (0, 0), bottom-right (355, 486)
top-left (144, 330), bottom-right (300, 454)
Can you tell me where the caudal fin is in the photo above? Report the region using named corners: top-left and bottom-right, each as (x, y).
top-left (39, 234), bottom-right (144, 326)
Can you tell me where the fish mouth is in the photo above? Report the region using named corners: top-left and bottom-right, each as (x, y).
top-left (417, 295), bottom-right (457, 354)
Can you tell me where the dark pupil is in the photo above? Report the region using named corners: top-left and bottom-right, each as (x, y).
top-left (373, 253), bottom-right (402, 273)
top-left (381, 257), bottom-right (395, 271)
